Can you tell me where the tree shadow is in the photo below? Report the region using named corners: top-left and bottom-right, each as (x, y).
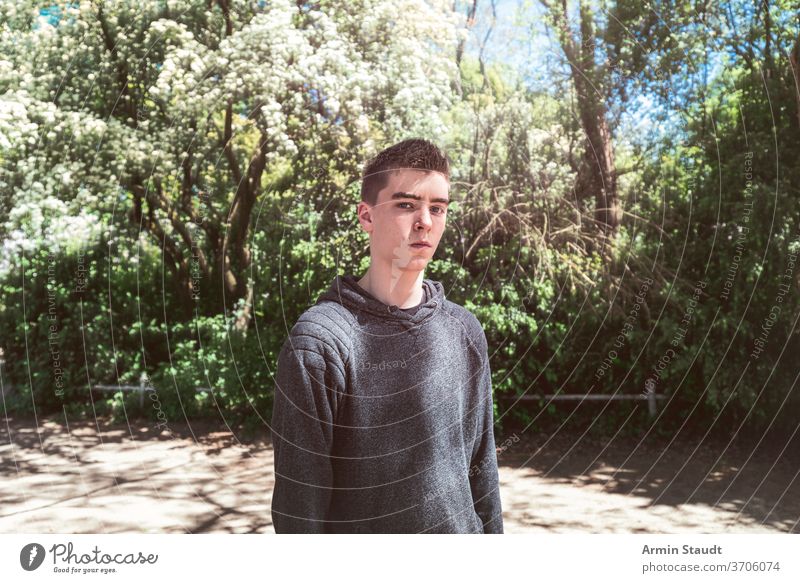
top-left (496, 427), bottom-right (800, 533)
top-left (0, 414), bottom-right (273, 533)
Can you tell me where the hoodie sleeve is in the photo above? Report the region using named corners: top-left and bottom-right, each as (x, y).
top-left (468, 326), bottom-right (504, 534)
top-left (270, 325), bottom-right (345, 533)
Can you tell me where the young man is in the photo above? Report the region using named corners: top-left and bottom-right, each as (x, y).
top-left (270, 138), bottom-right (503, 533)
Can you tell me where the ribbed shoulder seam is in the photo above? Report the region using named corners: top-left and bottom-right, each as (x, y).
top-left (289, 303), bottom-right (353, 378)
top-left (439, 299), bottom-right (488, 361)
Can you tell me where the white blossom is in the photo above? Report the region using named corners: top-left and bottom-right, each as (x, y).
top-left (0, 0), bottom-right (461, 276)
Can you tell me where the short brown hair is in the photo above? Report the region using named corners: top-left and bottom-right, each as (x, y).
top-left (360, 138), bottom-right (450, 206)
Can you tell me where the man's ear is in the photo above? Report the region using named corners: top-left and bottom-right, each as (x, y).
top-left (357, 201), bottom-right (374, 233)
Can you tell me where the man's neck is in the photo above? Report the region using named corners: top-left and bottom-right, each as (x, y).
top-left (357, 265), bottom-right (425, 309)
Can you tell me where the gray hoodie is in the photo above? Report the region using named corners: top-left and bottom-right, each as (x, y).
top-left (270, 273), bottom-right (503, 533)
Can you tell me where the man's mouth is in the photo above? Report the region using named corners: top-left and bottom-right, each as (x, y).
top-left (410, 241), bottom-right (432, 248)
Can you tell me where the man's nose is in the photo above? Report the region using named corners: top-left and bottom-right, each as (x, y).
top-left (415, 208), bottom-right (433, 229)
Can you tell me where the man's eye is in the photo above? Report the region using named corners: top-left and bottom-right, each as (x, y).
top-left (397, 202), bottom-right (446, 214)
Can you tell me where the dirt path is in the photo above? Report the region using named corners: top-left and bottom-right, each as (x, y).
top-left (1, 416), bottom-right (797, 533)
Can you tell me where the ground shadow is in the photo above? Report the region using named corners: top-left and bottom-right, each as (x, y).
top-left (496, 425), bottom-right (800, 533)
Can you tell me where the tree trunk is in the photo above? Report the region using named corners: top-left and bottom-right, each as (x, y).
top-left (222, 130), bottom-right (270, 333)
top-left (456, 0), bottom-right (479, 67)
top-left (547, 0), bottom-right (621, 235)
top-left (790, 33), bottom-right (800, 129)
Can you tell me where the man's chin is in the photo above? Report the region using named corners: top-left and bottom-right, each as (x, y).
top-left (389, 258), bottom-right (430, 274)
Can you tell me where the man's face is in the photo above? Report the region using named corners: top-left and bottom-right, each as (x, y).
top-left (358, 168), bottom-right (450, 274)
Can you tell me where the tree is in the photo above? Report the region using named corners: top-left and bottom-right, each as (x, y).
top-left (0, 0), bottom-right (462, 330)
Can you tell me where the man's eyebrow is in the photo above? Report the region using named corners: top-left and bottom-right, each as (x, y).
top-left (391, 192), bottom-right (450, 205)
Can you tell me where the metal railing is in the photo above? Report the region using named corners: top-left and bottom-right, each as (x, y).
top-left (2, 352), bottom-right (664, 417)
top-left (499, 392), bottom-right (667, 417)
top-left (93, 373), bottom-right (213, 407)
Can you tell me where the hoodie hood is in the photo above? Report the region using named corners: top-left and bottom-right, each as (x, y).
top-left (316, 274), bottom-right (445, 330)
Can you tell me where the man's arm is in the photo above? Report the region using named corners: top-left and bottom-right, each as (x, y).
top-left (270, 326), bottom-right (344, 533)
top-left (468, 328), bottom-right (504, 534)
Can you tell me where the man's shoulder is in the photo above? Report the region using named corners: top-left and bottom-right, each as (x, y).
top-left (283, 300), bottom-right (353, 360)
top-left (440, 298), bottom-right (487, 352)
top-left (440, 297), bottom-right (483, 329)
